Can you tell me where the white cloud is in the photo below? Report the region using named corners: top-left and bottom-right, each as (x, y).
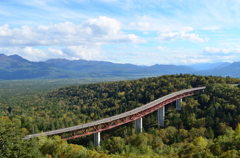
top-left (83, 16), bottom-right (121, 36)
top-left (0, 47), bottom-right (66, 61)
top-left (22, 47), bottom-right (52, 61)
top-left (159, 27), bottom-right (208, 43)
top-left (127, 15), bottom-right (179, 32)
top-left (157, 46), bottom-right (167, 51)
top-left (0, 16), bottom-right (146, 62)
top-left (130, 21), bottom-right (150, 31)
top-left (204, 47), bottom-right (240, 54)
top-left (62, 45), bottom-right (103, 60)
top-left (0, 16), bottom-right (144, 47)
top-left (0, 24), bottom-right (12, 36)
top-left (0, 45), bottom-right (103, 62)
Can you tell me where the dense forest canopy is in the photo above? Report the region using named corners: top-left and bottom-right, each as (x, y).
top-left (1, 74), bottom-right (240, 157)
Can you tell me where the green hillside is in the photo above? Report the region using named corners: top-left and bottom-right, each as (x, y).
top-left (1, 75), bottom-right (240, 157)
top-left (0, 54), bottom-right (194, 80)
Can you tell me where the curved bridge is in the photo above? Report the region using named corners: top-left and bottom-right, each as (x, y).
top-left (24, 86), bottom-right (205, 146)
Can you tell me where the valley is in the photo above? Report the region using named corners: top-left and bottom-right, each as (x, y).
top-left (1, 75), bottom-right (240, 157)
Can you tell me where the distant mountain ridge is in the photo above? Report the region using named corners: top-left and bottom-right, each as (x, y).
top-left (195, 61), bottom-right (240, 77)
top-left (0, 54), bottom-right (239, 80)
top-left (189, 62), bottom-right (231, 71)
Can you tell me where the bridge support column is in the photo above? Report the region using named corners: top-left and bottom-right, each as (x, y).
top-left (176, 99), bottom-right (182, 110)
top-left (94, 132), bottom-right (100, 147)
top-left (158, 106), bottom-right (165, 127)
top-left (134, 118), bottom-right (142, 132)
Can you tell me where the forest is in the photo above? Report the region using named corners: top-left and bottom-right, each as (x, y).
top-left (1, 74), bottom-right (240, 157)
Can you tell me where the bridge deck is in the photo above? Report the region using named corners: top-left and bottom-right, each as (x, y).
top-left (24, 86), bottom-right (206, 139)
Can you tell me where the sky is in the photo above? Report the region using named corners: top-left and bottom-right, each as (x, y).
top-left (0, 0), bottom-right (240, 65)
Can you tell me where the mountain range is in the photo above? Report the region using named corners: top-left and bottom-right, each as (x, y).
top-left (0, 54), bottom-right (239, 80)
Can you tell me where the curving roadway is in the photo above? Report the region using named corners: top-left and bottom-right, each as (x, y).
top-left (24, 86), bottom-right (206, 139)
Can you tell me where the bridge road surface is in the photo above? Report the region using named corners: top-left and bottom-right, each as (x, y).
top-left (24, 86), bottom-right (206, 139)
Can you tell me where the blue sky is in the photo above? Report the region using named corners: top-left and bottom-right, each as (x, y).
top-left (0, 0), bottom-right (240, 65)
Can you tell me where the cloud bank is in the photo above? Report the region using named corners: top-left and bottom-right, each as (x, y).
top-left (1, 0), bottom-right (240, 65)
top-left (159, 27), bottom-right (208, 43)
top-left (0, 16), bottom-right (144, 47)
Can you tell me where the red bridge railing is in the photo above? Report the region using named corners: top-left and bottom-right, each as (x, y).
top-left (24, 87), bottom-right (205, 140)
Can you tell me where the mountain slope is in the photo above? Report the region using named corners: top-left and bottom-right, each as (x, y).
top-left (0, 54), bottom-right (64, 79)
top-left (194, 61), bottom-right (240, 78)
top-left (0, 54), bottom-right (239, 80)
top-left (0, 54), bottom-right (195, 80)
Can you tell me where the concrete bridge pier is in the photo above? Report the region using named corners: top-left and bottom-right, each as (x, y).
top-left (176, 99), bottom-right (182, 110)
top-left (158, 106), bottom-right (165, 127)
top-left (94, 132), bottom-right (100, 147)
top-left (134, 117), bottom-right (142, 132)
